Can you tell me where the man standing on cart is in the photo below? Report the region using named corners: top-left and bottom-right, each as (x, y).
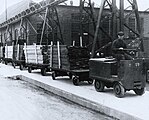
top-left (111, 31), bottom-right (133, 61)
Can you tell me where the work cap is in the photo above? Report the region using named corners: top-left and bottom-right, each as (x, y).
top-left (117, 31), bottom-right (124, 36)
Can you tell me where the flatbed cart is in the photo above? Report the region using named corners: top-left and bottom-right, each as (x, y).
top-left (3, 58), bottom-right (12, 65)
top-left (51, 68), bottom-right (93, 86)
top-left (27, 63), bottom-right (51, 76)
top-left (89, 57), bottom-right (146, 98)
top-left (12, 60), bottom-right (26, 70)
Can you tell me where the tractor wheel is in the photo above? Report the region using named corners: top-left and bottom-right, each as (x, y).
top-left (88, 79), bottom-right (93, 85)
top-left (52, 71), bottom-right (56, 80)
top-left (134, 88), bottom-right (145, 95)
top-left (41, 68), bottom-right (46, 76)
top-left (114, 82), bottom-right (125, 98)
top-left (94, 80), bottom-right (104, 92)
top-left (72, 76), bottom-right (79, 86)
top-left (28, 67), bottom-right (32, 73)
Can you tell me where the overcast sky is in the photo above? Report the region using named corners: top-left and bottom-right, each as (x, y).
top-left (0, 0), bottom-right (149, 15)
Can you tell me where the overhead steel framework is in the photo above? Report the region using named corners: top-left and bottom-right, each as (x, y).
top-left (0, 0), bottom-right (67, 28)
top-left (91, 0), bottom-right (143, 58)
top-left (0, 0), bottom-right (67, 45)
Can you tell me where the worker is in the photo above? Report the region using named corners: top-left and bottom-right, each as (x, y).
top-left (112, 31), bottom-right (133, 61)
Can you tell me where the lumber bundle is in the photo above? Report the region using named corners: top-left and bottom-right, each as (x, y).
top-left (0, 46), bottom-right (3, 58)
top-left (24, 44), bottom-right (51, 64)
top-left (5, 45), bottom-right (13, 59)
top-left (51, 45), bottom-right (90, 70)
top-left (13, 45), bottom-right (24, 61)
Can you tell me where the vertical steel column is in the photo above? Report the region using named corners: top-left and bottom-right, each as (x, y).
top-left (133, 0), bottom-right (144, 51)
top-left (40, 7), bottom-right (48, 45)
top-left (112, 0), bottom-right (117, 39)
top-left (91, 0), bottom-right (106, 58)
top-left (79, 0), bottom-right (83, 47)
top-left (119, 0), bottom-right (124, 32)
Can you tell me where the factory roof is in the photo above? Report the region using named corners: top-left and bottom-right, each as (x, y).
top-left (0, 0), bottom-right (34, 23)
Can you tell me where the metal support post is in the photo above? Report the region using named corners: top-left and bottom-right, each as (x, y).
top-left (91, 0), bottom-right (106, 58)
top-left (119, 0), bottom-right (124, 32)
top-left (112, 0), bottom-right (117, 39)
top-left (40, 7), bottom-right (48, 45)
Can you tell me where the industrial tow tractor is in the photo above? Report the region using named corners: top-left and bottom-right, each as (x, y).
top-left (89, 50), bottom-right (146, 98)
top-left (89, 0), bottom-right (146, 97)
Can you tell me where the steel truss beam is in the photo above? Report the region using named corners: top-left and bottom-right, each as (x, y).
top-left (0, 0), bottom-right (67, 29)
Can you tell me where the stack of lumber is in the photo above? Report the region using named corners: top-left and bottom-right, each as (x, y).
top-left (5, 45), bottom-right (13, 59)
top-left (13, 45), bottom-right (24, 61)
top-left (51, 45), bottom-right (90, 70)
top-left (24, 44), bottom-right (51, 64)
top-left (0, 46), bottom-right (3, 58)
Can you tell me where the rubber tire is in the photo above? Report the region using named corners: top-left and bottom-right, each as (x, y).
top-left (72, 76), bottom-right (79, 86)
top-left (41, 68), bottom-right (46, 76)
top-left (28, 67), bottom-right (32, 73)
top-left (114, 83), bottom-right (125, 98)
top-left (20, 64), bottom-right (24, 70)
top-left (88, 79), bottom-right (93, 85)
top-left (94, 80), bottom-right (104, 92)
top-left (52, 71), bottom-right (56, 80)
top-left (134, 88), bottom-right (145, 95)
top-left (5, 61), bottom-right (7, 65)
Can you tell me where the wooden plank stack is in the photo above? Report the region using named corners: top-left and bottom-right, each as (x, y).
top-left (5, 45), bottom-right (13, 59)
top-left (24, 44), bottom-right (51, 64)
top-left (51, 45), bottom-right (90, 70)
top-left (0, 46), bottom-right (3, 58)
top-left (13, 45), bottom-right (24, 61)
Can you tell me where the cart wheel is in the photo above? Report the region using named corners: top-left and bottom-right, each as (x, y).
top-left (20, 64), bottom-right (24, 70)
top-left (72, 76), bottom-right (79, 86)
top-left (113, 82), bottom-right (125, 98)
top-left (28, 67), bottom-right (32, 73)
top-left (94, 80), bottom-right (104, 92)
top-left (134, 88), bottom-right (145, 95)
top-left (88, 79), bottom-right (93, 85)
top-left (12, 62), bottom-right (16, 68)
top-left (5, 61), bottom-right (7, 65)
top-left (41, 68), bottom-right (46, 76)
top-left (52, 71), bottom-right (56, 80)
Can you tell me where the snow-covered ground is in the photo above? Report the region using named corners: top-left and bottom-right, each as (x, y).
top-left (0, 76), bottom-right (113, 120)
top-left (0, 63), bottom-right (149, 120)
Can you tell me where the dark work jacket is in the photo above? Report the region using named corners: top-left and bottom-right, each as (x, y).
top-left (111, 38), bottom-right (127, 54)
